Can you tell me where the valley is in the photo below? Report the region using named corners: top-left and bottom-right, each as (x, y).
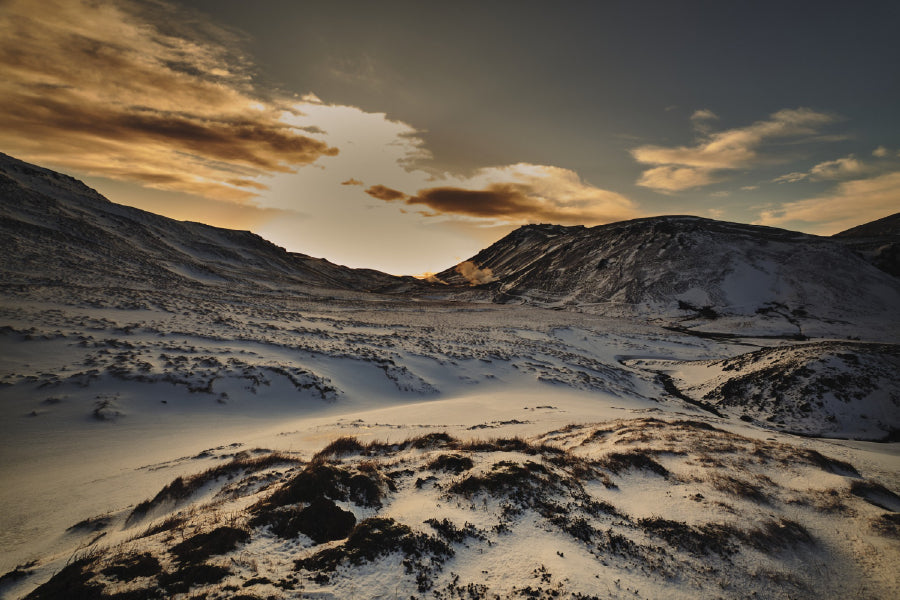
top-left (1, 154), bottom-right (897, 599)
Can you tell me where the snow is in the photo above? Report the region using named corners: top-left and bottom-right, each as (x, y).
top-left (1, 155), bottom-right (898, 599)
top-left (2, 287), bottom-right (897, 599)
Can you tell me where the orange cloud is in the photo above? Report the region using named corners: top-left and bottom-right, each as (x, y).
top-left (756, 171), bottom-right (900, 234)
top-left (363, 164), bottom-right (638, 225)
top-left (0, 0), bottom-right (337, 201)
top-left (632, 108), bottom-right (836, 192)
top-left (635, 166), bottom-right (724, 193)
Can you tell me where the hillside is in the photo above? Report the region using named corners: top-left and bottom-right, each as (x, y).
top-left (438, 217), bottom-right (900, 336)
top-left (832, 212), bottom-right (900, 278)
top-left (0, 153), bottom-right (412, 294)
top-left (18, 420), bottom-right (900, 600)
top-left (627, 341), bottom-right (900, 441)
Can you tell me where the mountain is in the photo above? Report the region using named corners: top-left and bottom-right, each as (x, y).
top-left (832, 212), bottom-right (900, 277)
top-left (438, 217), bottom-right (900, 335)
top-left (0, 153), bottom-right (412, 294)
top-left (834, 212), bottom-right (900, 238)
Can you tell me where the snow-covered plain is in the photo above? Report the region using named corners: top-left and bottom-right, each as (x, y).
top-left (1, 154), bottom-right (898, 599)
top-left (2, 282), bottom-right (898, 599)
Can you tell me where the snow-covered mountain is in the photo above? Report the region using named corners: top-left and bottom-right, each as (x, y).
top-left (3, 152), bottom-right (897, 336)
top-left (0, 153), bottom-right (413, 294)
top-left (438, 217), bottom-right (900, 336)
top-left (832, 211), bottom-right (900, 277)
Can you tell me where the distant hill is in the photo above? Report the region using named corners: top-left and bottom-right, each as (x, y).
top-left (834, 212), bottom-right (900, 238)
top-left (2, 153), bottom-right (898, 332)
top-left (0, 153), bottom-right (412, 294)
top-left (832, 212), bottom-right (900, 277)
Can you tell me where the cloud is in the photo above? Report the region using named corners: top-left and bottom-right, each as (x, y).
top-left (808, 156), bottom-right (869, 180)
top-left (691, 109), bottom-right (719, 122)
top-left (365, 184), bottom-right (408, 201)
top-left (632, 108), bottom-right (836, 192)
top-left (690, 109), bottom-right (719, 133)
top-left (361, 164), bottom-right (639, 225)
top-left (774, 154), bottom-right (885, 184)
top-left (773, 171), bottom-right (809, 184)
top-left (455, 261), bottom-right (496, 286)
top-left (635, 166), bottom-right (724, 193)
top-left (756, 170), bottom-right (900, 234)
top-left (0, 0), bottom-right (337, 201)
top-left (873, 146), bottom-right (890, 158)
top-left (341, 178), bottom-right (364, 186)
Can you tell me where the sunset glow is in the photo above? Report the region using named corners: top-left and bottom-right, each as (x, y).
top-left (2, 0), bottom-right (898, 273)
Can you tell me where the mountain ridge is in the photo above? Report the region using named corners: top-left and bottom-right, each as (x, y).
top-left (831, 211), bottom-right (900, 277)
top-left (0, 153), bottom-right (413, 294)
top-left (438, 214), bottom-right (900, 334)
top-left (2, 153), bottom-right (898, 334)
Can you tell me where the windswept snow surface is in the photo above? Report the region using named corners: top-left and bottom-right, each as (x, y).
top-left (2, 283), bottom-right (898, 599)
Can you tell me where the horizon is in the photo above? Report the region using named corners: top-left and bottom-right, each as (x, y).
top-left (7, 149), bottom-right (896, 278)
top-left (2, 0), bottom-right (899, 274)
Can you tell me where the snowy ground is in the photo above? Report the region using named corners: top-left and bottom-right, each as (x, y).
top-left (1, 283), bottom-right (898, 599)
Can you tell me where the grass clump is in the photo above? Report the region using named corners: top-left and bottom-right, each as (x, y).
top-left (67, 514), bottom-right (112, 533)
top-left (410, 432), bottom-right (457, 449)
top-left (741, 519), bottom-right (812, 552)
top-left (798, 448), bottom-right (860, 476)
top-left (254, 497), bottom-right (356, 542)
top-left (448, 460), bottom-right (554, 501)
top-left (128, 452), bottom-right (299, 522)
top-left (101, 552), bottom-right (161, 580)
top-left (158, 563), bottom-right (231, 594)
top-left (870, 513), bottom-right (900, 538)
top-left (848, 480), bottom-right (900, 511)
top-left (311, 436), bottom-right (366, 461)
top-left (426, 453), bottom-right (474, 474)
top-left (708, 473), bottom-right (770, 504)
top-left (638, 517), bottom-right (740, 557)
top-left (24, 558), bottom-right (103, 600)
top-left (424, 518), bottom-right (486, 542)
top-left (597, 452), bottom-right (669, 478)
top-left (171, 526), bottom-right (250, 564)
top-left (295, 517), bottom-right (452, 592)
top-left (455, 436), bottom-right (563, 456)
top-left (24, 554), bottom-right (165, 600)
top-left (251, 460), bottom-right (388, 540)
top-left (259, 462), bottom-right (387, 510)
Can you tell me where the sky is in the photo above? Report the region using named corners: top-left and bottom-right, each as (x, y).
top-left (1, 0), bottom-right (899, 275)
